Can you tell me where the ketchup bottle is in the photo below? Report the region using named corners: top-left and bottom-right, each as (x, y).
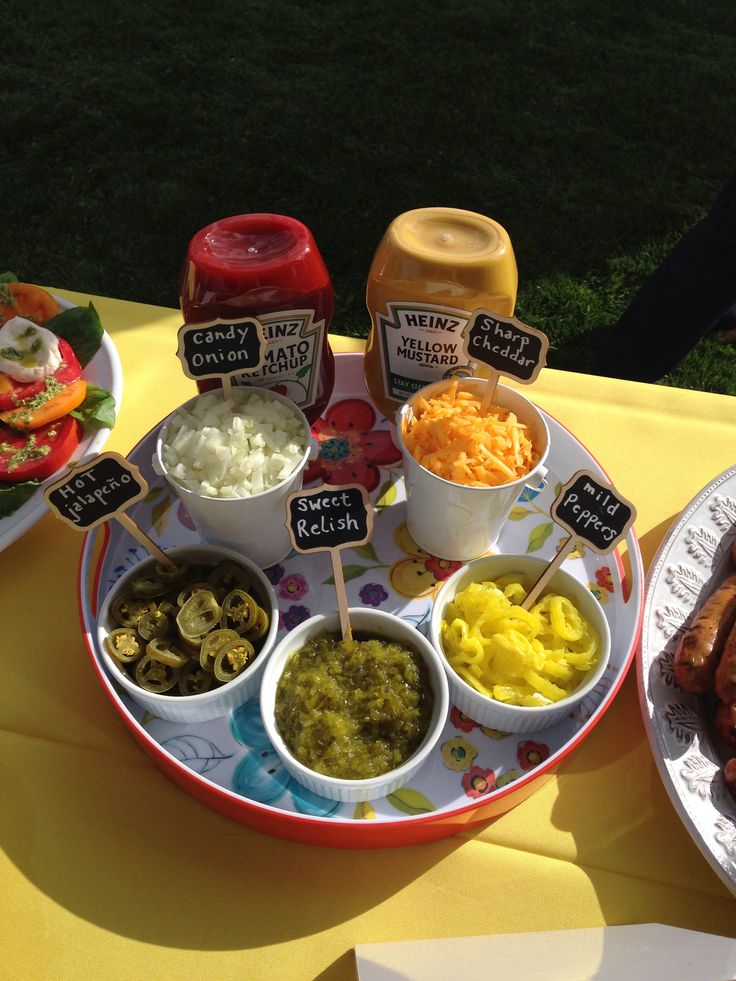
top-left (180, 213), bottom-right (335, 423)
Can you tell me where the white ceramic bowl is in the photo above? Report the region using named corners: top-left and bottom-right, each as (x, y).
top-left (430, 554), bottom-right (611, 733)
top-left (260, 608), bottom-right (450, 803)
top-left (153, 386), bottom-right (312, 569)
top-left (97, 544), bottom-right (278, 723)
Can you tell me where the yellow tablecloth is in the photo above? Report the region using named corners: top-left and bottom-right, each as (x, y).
top-left (2, 290), bottom-right (735, 980)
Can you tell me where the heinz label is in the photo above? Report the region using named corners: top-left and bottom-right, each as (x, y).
top-left (232, 309), bottom-right (325, 413)
top-left (375, 302), bottom-right (472, 401)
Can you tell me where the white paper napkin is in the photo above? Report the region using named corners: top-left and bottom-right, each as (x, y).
top-left (355, 924), bottom-right (736, 981)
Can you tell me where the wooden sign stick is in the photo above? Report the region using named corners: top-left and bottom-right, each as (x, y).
top-left (44, 451), bottom-right (178, 572)
top-left (479, 368), bottom-right (500, 415)
top-left (520, 470), bottom-right (637, 611)
top-left (330, 550), bottom-right (352, 642)
top-left (285, 483), bottom-right (373, 644)
top-left (176, 317), bottom-right (265, 398)
top-left (521, 535), bottom-right (576, 610)
top-left (463, 309), bottom-right (549, 416)
top-left (116, 512), bottom-right (177, 569)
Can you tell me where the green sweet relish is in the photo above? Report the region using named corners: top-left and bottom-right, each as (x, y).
top-left (274, 632), bottom-right (434, 780)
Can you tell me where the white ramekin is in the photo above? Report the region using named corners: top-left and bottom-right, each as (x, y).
top-left (430, 554), bottom-right (611, 733)
top-left (260, 608), bottom-right (449, 803)
top-left (97, 543), bottom-right (278, 723)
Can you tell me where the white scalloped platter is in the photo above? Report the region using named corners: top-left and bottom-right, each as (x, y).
top-left (638, 464), bottom-right (736, 895)
top-left (79, 354), bottom-right (644, 847)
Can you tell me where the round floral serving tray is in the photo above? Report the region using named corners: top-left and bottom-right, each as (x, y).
top-left (79, 354), bottom-right (644, 848)
top-left (637, 465), bottom-right (736, 895)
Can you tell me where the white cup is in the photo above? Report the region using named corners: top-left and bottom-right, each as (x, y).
top-left (395, 378), bottom-right (550, 561)
top-left (154, 387), bottom-right (312, 568)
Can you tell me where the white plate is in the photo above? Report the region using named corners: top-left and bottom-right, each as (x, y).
top-left (78, 354), bottom-right (644, 847)
top-left (638, 464), bottom-right (736, 895)
top-left (0, 295), bottom-right (123, 552)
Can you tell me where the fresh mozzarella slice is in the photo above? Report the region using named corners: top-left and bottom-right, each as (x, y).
top-left (0, 316), bottom-right (62, 382)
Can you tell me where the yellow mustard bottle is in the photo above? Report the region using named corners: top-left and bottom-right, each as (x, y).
top-left (364, 207), bottom-right (518, 419)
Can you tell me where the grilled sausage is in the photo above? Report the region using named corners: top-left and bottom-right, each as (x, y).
top-left (725, 757), bottom-right (736, 803)
top-left (715, 701), bottom-right (736, 750)
top-left (674, 574), bottom-right (736, 693)
top-left (715, 619), bottom-right (736, 704)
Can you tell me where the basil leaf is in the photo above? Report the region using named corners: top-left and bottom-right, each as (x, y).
top-left (0, 479), bottom-right (39, 518)
top-left (70, 385), bottom-right (116, 429)
top-left (46, 302), bottom-right (104, 367)
top-left (0, 271), bottom-right (19, 284)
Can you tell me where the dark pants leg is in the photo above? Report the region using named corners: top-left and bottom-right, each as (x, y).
top-left (594, 170), bottom-right (736, 382)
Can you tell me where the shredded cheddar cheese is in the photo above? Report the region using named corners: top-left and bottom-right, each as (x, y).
top-left (403, 382), bottom-right (538, 487)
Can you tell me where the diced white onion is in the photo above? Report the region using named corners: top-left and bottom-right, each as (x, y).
top-left (161, 391), bottom-right (306, 498)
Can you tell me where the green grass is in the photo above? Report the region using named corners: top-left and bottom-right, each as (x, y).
top-left (3, 0), bottom-right (736, 392)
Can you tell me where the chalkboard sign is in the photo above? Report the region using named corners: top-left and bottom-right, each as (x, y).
top-left (464, 310), bottom-right (548, 384)
top-left (44, 452), bottom-right (148, 530)
top-left (177, 317), bottom-right (265, 381)
top-left (551, 469), bottom-right (636, 554)
top-left (286, 484), bottom-right (373, 555)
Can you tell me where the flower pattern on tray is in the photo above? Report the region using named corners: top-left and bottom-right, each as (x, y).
top-left (304, 397), bottom-right (402, 491)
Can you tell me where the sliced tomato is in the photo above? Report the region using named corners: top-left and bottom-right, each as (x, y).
top-left (0, 378), bottom-right (87, 432)
top-left (0, 415), bottom-right (82, 482)
top-left (0, 336), bottom-right (82, 411)
top-left (0, 282), bottom-right (61, 326)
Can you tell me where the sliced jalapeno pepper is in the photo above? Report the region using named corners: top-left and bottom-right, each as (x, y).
top-left (110, 593), bottom-right (158, 628)
top-left (214, 638), bottom-right (255, 683)
top-left (104, 627), bottom-right (143, 664)
top-left (146, 637), bottom-right (191, 668)
top-left (221, 589), bottom-right (258, 633)
top-left (176, 581), bottom-right (214, 607)
top-left (243, 605), bottom-right (270, 641)
top-left (135, 654), bottom-right (180, 693)
top-left (157, 597), bottom-right (180, 619)
top-left (137, 609), bottom-right (170, 641)
top-left (207, 560), bottom-right (251, 593)
top-left (154, 558), bottom-right (190, 584)
top-left (178, 662), bottom-right (214, 696)
top-left (176, 590), bottom-right (222, 641)
top-left (179, 635), bottom-right (204, 655)
top-left (199, 628), bottom-right (240, 673)
top-left (128, 574), bottom-right (169, 599)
